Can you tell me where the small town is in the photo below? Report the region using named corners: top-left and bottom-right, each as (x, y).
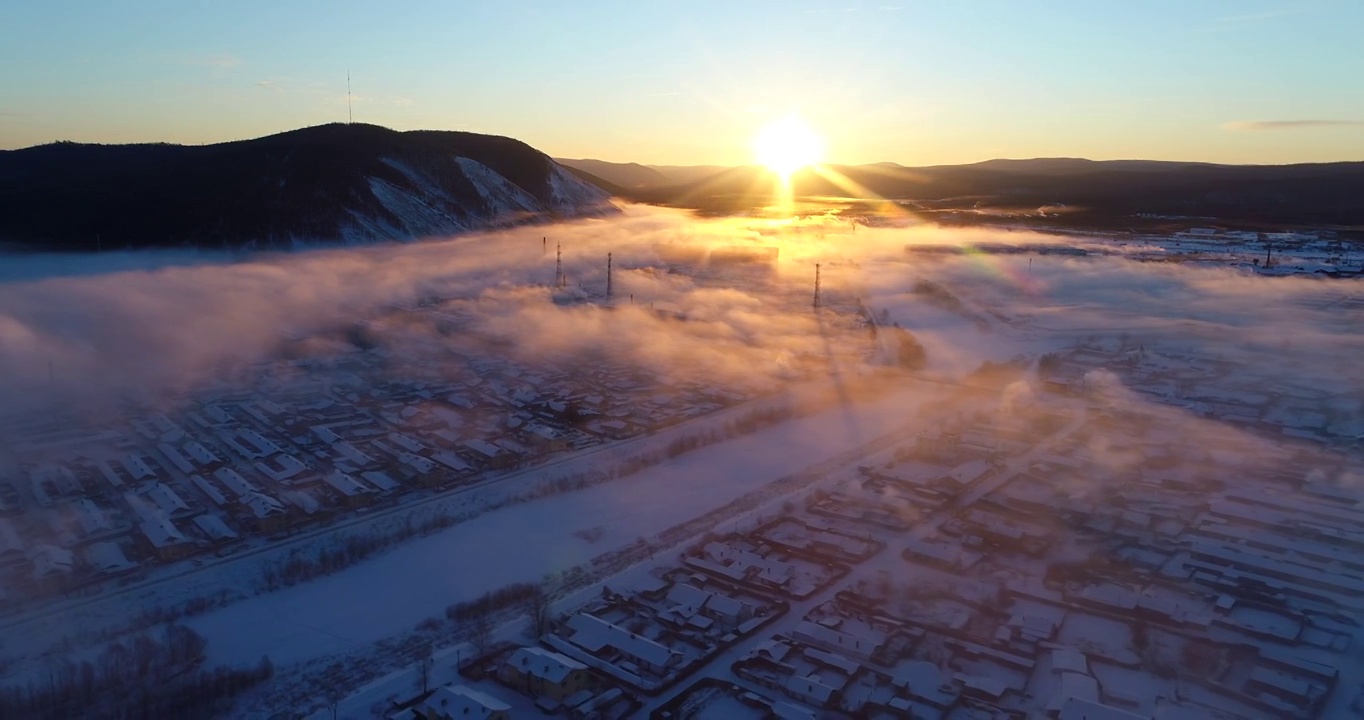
top-left (355, 333), bottom-right (1364, 720)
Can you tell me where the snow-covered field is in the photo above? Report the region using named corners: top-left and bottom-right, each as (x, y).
top-left (190, 381), bottom-right (928, 667)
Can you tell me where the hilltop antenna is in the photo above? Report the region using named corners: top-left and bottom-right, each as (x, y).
top-left (813, 263), bottom-right (822, 309)
top-left (606, 252), bottom-right (614, 298)
top-left (347, 71), bottom-right (353, 124)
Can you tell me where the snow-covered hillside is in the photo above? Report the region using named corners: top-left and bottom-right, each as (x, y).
top-left (0, 123), bottom-right (621, 250)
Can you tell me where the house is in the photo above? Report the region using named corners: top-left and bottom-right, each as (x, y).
top-left (184, 441), bottom-right (224, 469)
top-left (321, 471), bottom-right (374, 507)
top-left (566, 688), bottom-right (625, 720)
top-left (524, 423), bottom-right (569, 452)
top-left (97, 460), bottom-right (130, 489)
top-left (230, 429), bottom-right (283, 458)
top-left (27, 544), bottom-right (76, 590)
top-left (412, 684), bottom-right (511, 720)
top-left (141, 482), bottom-right (193, 517)
top-left (431, 451), bottom-right (472, 475)
top-left (396, 452), bottom-right (441, 485)
top-left (332, 441), bottom-right (379, 470)
top-left (0, 518), bottom-right (25, 565)
top-left (689, 542), bottom-right (794, 593)
top-left (388, 433), bottom-right (428, 454)
top-left (68, 498), bottom-right (118, 539)
top-left (783, 674), bottom-right (838, 707)
top-left (662, 583), bottom-right (752, 630)
top-left (361, 471), bottom-right (402, 493)
top-left (84, 541), bottom-right (137, 575)
top-left (562, 613), bottom-right (683, 674)
top-left (138, 516), bottom-right (194, 560)
top-left (157, 443), bottom-right (196, 474)
top-left (213, 467), bottom-right (259, 498)
top-left (192, 514), bottom-right (239, 542)
top-left (121, 454), bottom-right (158, 482)
top-left (1057, 697), bottom-right (1149, 720)
top-left (255, 454), bottom-right (308, 483)
top-left (241, 491), bottom-right (288, 533)
top-left (792, 620), bottom-right (888, 662)
top-left (189, 474), bottom-right (229, 507)
top-left (465, 439), bottom-right (513, 470)
top-left (500, 646), bottom-right (591, 701)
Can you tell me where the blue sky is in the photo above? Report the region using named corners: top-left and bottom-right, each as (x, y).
top-left (1, 0), bottom-right (1360, 165)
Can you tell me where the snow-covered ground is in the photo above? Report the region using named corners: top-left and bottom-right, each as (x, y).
top-left (190, 381), bottom-right (929, 668)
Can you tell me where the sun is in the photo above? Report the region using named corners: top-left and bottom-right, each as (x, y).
top-left (753, 114), bottom-right (824, 178)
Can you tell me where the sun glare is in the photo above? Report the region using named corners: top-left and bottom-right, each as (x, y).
top-left (753, 114), bottom-right (824, 178)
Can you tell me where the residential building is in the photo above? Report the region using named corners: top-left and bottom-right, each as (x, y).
top-left (500, 646), bottom-right (591, 701)
top-left (411, 684), bottom-right (511, 720)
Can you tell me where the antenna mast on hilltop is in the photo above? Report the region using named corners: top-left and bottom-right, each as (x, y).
top-left (347, 71), bottom-right (353, 124)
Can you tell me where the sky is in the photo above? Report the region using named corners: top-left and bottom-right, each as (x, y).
top-left (1, 0), bottom-right (1361, 166)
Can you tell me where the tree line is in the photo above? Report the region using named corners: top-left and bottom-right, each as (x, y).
top-left (0, 623), bottom-right (272, 719)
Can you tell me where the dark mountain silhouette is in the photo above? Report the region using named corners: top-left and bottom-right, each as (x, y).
top-left (559, 157), bottom-right (1364, 231)
top-left (552, 160), bottom-right (734, 190)
top-left (553, 158), bottom-right (670, 189)
top-left (642, 164), bottom-right (736, 187)
top-left (0, 123), bottom-right (616, 251)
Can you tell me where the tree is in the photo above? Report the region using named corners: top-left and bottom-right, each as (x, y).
top-left (415, 641), bottom-right (433, 694)
top-left (165, 623), bottom-right (208, 666)
top-left (324, 683), bottom-right (344, 720)
top-left (470, 615), bottom-right (493, 659)
top-left (527, 589), bottom-right (552, 639)
top-left (322, 662), bottom-right (346, 720)
top-left (130, 633), bottom-right (157, 680)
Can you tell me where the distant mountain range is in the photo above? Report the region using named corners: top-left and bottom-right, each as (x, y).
top-left (557, 157), bottom-right (1364, 232)
top-left (4, 126), bottom-right (1358, 253)
top-left (0, 124), bottom-right (616, 251)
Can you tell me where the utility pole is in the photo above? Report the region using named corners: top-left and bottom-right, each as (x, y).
top-left (813, 263), bottom-right (822, 309)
